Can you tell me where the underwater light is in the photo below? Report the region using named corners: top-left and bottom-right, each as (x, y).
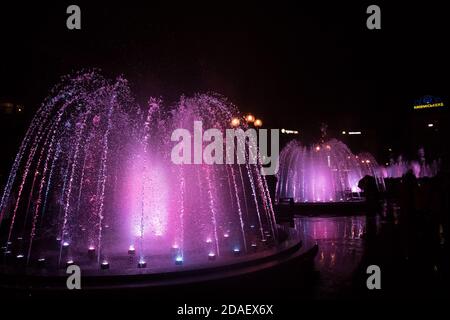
top-left (66, 260), bottom-right (75, 267)
top-left (128, 245), bottom-right (136, 255)
top-left (138, 259), bottom-right (147, 268)
top-left (208, 252), bottom-right (216, 260)
top-left (88, 246), bottom-right (95, 257)
top-left (4, 251), bottom-right (12, 264)
top-left (101, 260), bottom-right (110, 270)
top-left (175, 256), bottom-right (183, 265)
top-left (37, 258), bottom-right (46, 267)
top-left (233, 248), bottom-right (241, 256)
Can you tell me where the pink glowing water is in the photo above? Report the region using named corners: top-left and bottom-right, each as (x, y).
top-left (0, 71), bottom-right (277, 273)
top-left (382, 155), bottom-right (440, 178)
top-left (276, 139), bottom-right (384, 203)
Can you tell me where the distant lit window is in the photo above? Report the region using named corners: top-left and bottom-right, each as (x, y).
top-left (0, 101), bottom-right (24, 115)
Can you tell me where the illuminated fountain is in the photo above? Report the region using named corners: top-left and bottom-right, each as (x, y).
top-left (276, 139), bottom-right (384, 203)
top-left (382, 151), bottom-right (440, 178)
top-left (0, 71), bottom-right (296, 286)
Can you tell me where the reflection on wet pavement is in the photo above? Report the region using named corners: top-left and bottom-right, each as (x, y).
top-left (295, 215), bottom-right (375, 298)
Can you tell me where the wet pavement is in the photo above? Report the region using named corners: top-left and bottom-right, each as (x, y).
top-left (295, 215), bottom-right (369, 298)
top-left (293, 211), bottom-right (449, 299)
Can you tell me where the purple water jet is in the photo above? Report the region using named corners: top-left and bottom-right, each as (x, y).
top-left (276, 139), bottom-right (385, 203)
top-left (382, 152), bottom-right (440, 178)
top-left (0, 71), bottom-right (283, 277)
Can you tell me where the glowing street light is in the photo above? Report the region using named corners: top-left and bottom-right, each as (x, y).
top-left (254, 119), bottom-right (263, 127)
top-left (231, 117), bottom-right (240, 127)
top-left (245, 114), bottom-right (255, 123)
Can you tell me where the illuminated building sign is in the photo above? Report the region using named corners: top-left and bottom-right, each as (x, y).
top-left (414, 102), bottom-right (444, 110)
top-left (281, 128), bottom-right (299, 135)
top-left (413, 95), bottom-right (445, 110)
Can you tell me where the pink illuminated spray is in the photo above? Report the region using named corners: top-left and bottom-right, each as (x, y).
top-left (0, 71), bottom-right (278, 273)
top-left (276, 139), bottom-right (385, 203)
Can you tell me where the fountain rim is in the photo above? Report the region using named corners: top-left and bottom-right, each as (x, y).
top-left (0, 227), bottom-right (316, 291)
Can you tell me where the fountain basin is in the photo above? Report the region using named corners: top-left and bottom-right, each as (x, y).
top-left (0, 227), bottom-right (316, 293)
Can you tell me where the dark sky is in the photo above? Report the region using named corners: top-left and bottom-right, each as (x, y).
top-left (0, 1), bottom-right (448, 152)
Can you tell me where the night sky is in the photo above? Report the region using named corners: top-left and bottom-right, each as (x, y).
top-left (0, 2), bottom-right (448, 162)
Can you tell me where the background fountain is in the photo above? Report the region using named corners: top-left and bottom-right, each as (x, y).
top-left (0, 71), bottom-right (281, 278)
top-left (276, 139), bottom-right (385, 203)
top-left (382, 150), bottom-right (440, 178)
